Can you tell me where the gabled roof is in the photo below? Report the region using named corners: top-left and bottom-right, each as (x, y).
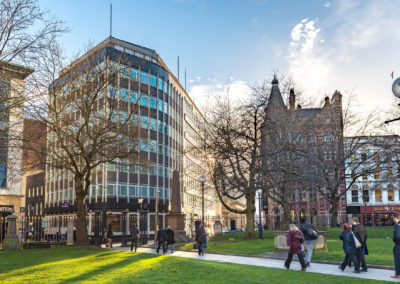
top-left (266, 85), bottom-right (286, 109)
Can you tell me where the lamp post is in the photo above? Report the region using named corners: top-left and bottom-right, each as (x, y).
top-left (138, 198), bottom-right (145, 244)
top-left (199, 175), bottom-right (207, 248)
top-left (257, 192), bottom-right (263, 239)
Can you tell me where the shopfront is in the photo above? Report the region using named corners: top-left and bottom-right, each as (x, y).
top-left (348, 205), bottom-right (400, 226)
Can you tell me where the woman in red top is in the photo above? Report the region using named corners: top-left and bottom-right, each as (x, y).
top-left (284, 223), bottom-right (307, 271)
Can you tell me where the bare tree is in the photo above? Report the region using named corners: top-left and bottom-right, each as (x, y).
top-left (301, 94), bottom-right (379, 226)
top-left (26, 39), bottom-right (143, 244)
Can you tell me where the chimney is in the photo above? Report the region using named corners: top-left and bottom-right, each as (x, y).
top-left (289, 89), bottom-right (295, 110)
top-left (323, 96), bottom-right (330, 108)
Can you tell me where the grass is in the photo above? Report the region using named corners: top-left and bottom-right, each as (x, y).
top-left (177, 227), bottom-right (395, 266)
top-left (0, 246), bottom-right (388, 283)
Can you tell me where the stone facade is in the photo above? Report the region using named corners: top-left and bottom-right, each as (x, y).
top-left (262, 77), bottom-right (346, 228)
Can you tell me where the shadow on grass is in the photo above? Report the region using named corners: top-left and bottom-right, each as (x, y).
top-left (59, 253), bottom-right (164, 283)
top-left (0, 246), bottom-right (107, 274)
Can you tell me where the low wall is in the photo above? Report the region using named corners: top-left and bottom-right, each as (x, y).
top-left (274, 231), bottom-right (327, 252)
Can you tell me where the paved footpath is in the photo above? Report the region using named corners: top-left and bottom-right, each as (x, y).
top-left (109, 245), bottom-right (399, 283)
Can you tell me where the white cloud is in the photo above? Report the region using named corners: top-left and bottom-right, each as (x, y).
top-left (188, 80), bottom-right (252, 114)
top-left (324, 2), bottom-right (331, 8)
top-left (287, 1), bottom-right (400, 116)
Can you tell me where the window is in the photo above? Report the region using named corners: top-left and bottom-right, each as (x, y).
top-left (386, 152), bottom-right (392, 161)
top-left (140, 71), bottom-right (149, 84)
top-left (323, 134), bottom-right (331, 142)
top-left (140, 95), bottom-right (148, 106)
top-left (375, 189), bottom-right (382, 202)
top-left (120, 65), bottom-right (129, 79)
top-left (130, 91), bottom-right (138, 103)
top-left (388, 189), bottom-right (394, 202)
top-left (149, 97), bottom-right (157, 109)
top-left (129, 185), bottom-right (137, 197)
top-left (326, 117), bottom-right (331, 124)
top-left (150, 187), bottom-right (155, 197)
top-left (374, 168), bottom-right (380, 179)
top-left (158, 79), bottom-right (163, 90)
top-left (130, 68), bottom-right (138, 80)
top-left (119, 88), bottom-right (128, 101)
top-left (387, 168), bottom-right (392, 179)
top-left (118, 184), bottom-right (127, 196)
top-left (158, 99), bottom-right (163, 111)
top-left (352, 190), bottom-right (358, 203)
top-left (140, 186), bottom-right (148, 197)
top-left (149, 140), bottom-right (156, 153)
top-left (362, 169), bottom-right (367, 179)
top-left (164, 82), bottom-right (168, 93)
top-left (140, 116), bottom-right (148, 129)
top-left (109, 87), bottom-right (116, 98)
top-left (149, 118), bottom-right (157, 131)
top-left (107, 184), bottom-right (116, 196)
top-left (91, 185), bottom-right (96, 196)
top-left (361, 153), bottom-right (367, 161)
top-left (362, 190), bottom-right (369, 202)
top-left (150, 75), bottom-right (157, 87)
top-left (158, 188), bottom-right (163, 198)
top-left (158, 166), bottom-right (164, 177)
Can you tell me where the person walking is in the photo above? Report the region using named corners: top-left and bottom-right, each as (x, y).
top-left (101, 228), bottom-right (107, 246)
top-left (106, 225), bottom-right (113, 248)
top-left (156, 227), bottom-right (168, 254)
top-left (196, 223), bottom-right (206, 256)
top-left (392, 212), bottom-right (400, 279)
top-left (339, 223), bottom-right (360, 273)
top-left (284, 223), bottom-right (307, 271)
top-left (300, 218), bottom-right (319, 267)
top-left (352, 217), bottom-right (368, 272)
top-left (166, 226), bottom-right (175, 253)
top-left (130, 224), bottom-right (140, 252)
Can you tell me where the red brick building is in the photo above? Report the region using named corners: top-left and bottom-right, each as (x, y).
top-left (262, 77), bottom-right (346, 228)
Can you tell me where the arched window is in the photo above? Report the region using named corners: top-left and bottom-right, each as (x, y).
top-left (290, 209), bottom-right (295, 222)
top-left (375, 189), bottom-right (382, 202)
top-left (352, 190), bottom-right (358, 203)
top-left (388, 189), bottom-right (394, 202)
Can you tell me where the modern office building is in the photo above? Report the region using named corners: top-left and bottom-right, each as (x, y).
top-left (345, 135), bottom-right (400, 226)
top-left (44, 37), bottom-right (220, 240)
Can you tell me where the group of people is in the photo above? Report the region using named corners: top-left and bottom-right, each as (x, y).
top-left (155, 226), bottom-right (175, 254)
top-left (284, 218), bottom-right (319, 271)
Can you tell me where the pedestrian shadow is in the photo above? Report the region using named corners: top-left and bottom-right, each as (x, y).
top-left (58, 253), bottom-right (165, 283)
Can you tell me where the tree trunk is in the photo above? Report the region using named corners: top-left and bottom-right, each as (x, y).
top-left (330, 200), bottom-right (339, 228)
top-left (75, 179), bottom-right (88, 245)
top-left (245, 193), bottom-right (256, 239)
top-left (281, 202), bottom-right (291, 231)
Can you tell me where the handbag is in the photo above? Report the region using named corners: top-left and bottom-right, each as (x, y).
top-left (352, 232), bottom-right (362, 248)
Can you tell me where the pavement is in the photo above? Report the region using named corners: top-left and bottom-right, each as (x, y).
top-left (107, 244), bottom-right (400, 283)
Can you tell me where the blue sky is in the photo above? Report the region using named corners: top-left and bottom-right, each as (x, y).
top-left (40, 0), bottom-right (400, 116)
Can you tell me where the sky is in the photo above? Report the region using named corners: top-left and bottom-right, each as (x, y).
top-left (40, 0), bottom-right (400, 118)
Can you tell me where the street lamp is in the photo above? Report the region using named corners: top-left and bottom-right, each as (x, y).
top-left (385, 77), bottom-right (400, 124)
top-left (138, 198), bottom-right (147, 244)
top-left (257, 192), bottom-right (263, 239)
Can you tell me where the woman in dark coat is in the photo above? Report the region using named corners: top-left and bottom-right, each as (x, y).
top-left (284, 223), bottom-right (307, 271)
top-left (339, 223), bottom-right (360, 273)
top-left (196, 223), bottom-right (206, 256)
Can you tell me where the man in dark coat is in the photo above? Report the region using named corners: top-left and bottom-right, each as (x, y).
top-left (392, 213), bottom-right (400, 279)
top-left (156, 228), bottom-right (168, 254)
top-left (300, 218), bottom-right (318, 267)
top-left (130, 224), bottom-right (140, 252)
top-left (106, 225), bottom-right (113, 248)
top-left (352, 217), bottom-right (368, 272)
top-left (166, 226), bottom-right (175, 253)
top-left (195, 223), bottom-right (206, 256)
top-left (339, 223), bottom-right (360, 273)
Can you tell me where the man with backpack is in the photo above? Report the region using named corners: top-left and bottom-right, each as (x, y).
top-left (392, 212), bottom-right (400, 279)
top-left (300, 218), bottom-right (319, 267)
top-left (352, 217), bottom-right (368, 272)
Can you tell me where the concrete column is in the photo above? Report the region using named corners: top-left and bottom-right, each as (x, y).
top-left (346, 191), bottom-right (352, 204)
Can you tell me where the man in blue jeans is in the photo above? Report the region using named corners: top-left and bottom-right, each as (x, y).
top-left (392, 212), bottom-right (400, 279)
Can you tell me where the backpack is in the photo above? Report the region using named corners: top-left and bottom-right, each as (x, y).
top-left (306, 228), bottom-right (319, 240)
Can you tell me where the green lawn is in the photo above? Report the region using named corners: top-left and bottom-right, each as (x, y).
top-left (178, 227), bottom-right (395, 266)
top-left (0, 246), bottom-right (387, 283)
